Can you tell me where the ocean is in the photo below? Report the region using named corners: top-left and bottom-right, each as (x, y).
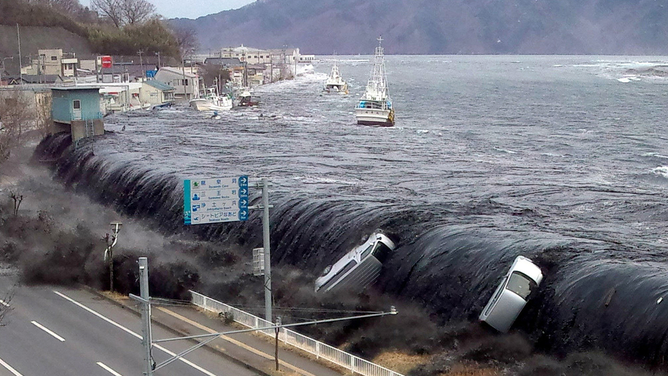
top-left (41, 55), bottom-right (668, 365)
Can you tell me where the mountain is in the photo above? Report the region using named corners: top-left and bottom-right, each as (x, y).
top-left (169, 0), bottom-right (668, 55)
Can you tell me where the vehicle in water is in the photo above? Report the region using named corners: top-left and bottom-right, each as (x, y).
top-left (479, 255), bottom-right (544, 333)
top-left (354, 37), bottom-right (394, 126)
top-left (315, 233), bottom-right (396, 294)
top-left (323, 61), bottom-right (349, 94)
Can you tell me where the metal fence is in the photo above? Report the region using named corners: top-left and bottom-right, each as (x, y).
top-left (190, 290), bottom-right (403, 376)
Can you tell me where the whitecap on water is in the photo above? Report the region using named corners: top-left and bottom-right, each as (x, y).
top-left (651, 166), bottom-right (668, 178)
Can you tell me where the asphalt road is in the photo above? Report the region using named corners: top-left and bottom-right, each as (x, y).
top-left (0, 276), bottom-right (260, 376)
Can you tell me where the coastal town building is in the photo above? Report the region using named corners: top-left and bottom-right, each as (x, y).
top-left (51, 87), bottom-right (104, 142)
top-left (21, 49), bottom-right (80, 79)
top-left (154, 67), bottom-right (199, 100)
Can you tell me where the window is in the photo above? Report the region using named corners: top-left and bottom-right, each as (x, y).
top-left (73, 100), bottom-right (81, 110)
top-left (372, 242), bottom-right (393, 263)
top-left (360, 245), bottom-right (374, 260)
top-left (181, 79), bottom-right (189, 86)
top-left (319, 260), bottom-right (358, 292)
top-left (506, 272), bottom-right (535, 300)
top-left (51, 56), bottom-right (58, 61)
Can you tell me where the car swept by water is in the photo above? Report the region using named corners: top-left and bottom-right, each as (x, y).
top-left (479, 255), bottom-right (544, 333)
top-left (315, 233), bottom-right (396, 294)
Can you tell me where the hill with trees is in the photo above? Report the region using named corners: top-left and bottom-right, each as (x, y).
top-left (0, 0), bottom-right (183, 62)
top-left (170, 0), bottom-right (668, 55)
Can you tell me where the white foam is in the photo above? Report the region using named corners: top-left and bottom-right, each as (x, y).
top-left (651, 166), bottom-right (668, 178)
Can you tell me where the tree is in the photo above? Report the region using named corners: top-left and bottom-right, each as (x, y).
top-left (123, 0), bottom-right (155, 25)
top-left (0, 91), bottom-right (31, 163)
top-left (172, 26), bottom-right (199, 60)
top-left (91, 0), bottom-right (155, 27)
top-left (91, 0), bottom-right (124, 27)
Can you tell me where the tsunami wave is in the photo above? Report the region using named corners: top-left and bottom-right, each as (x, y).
top-left (33, 132), bottom-right (668, 368)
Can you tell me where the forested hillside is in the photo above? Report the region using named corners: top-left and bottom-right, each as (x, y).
top-left (0, 0), bottom-right (182, 61)
top-left (170, 0), bottom-right (668, 54)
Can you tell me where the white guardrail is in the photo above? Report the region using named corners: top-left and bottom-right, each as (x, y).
top-left (190, 290), bottom-right (403, 376)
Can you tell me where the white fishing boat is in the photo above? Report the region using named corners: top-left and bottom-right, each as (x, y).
top-left (323, 61), bottom-right (349, 94)
top-left (355, 37), bottom-right (394, 126)
top-left (190, 87), bottom-right (233, 112)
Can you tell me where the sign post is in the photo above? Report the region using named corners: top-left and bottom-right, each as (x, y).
top-left (183, 175), bottom-right (273, 321)
top-left (184, 176), bottom-right (249, 225)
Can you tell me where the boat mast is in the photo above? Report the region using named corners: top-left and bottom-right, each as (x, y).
top-left (366, 36), bottom-right (389, 100)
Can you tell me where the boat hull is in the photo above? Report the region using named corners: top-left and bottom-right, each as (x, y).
top-left (190, 99), bottom-right (211, 111)
top-left (355, 107), bottom-right (395, 126)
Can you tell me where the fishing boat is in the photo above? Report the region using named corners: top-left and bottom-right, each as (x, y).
top-left (190, 87), bottom-right (233, 111)
top-left (355, 37), bottom-right (394, 126)
top-left (235, 88), bottom-right (260, 107)
top-left (323, 61), bottom-right (349, 94)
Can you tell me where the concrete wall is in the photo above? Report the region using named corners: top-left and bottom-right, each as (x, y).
top-left (70, 119), bottom-right (104, 142)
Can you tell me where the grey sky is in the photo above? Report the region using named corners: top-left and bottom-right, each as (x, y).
top-left (79, 0), bottom-right (256, 19)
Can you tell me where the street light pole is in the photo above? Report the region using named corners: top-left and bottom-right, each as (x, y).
top-left (104, 222), bottom-right (122, 293)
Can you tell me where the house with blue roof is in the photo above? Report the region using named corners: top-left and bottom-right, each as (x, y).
top-left (140, 80), bottom-right (175, 107)
top-left (51, 86), bottom-right (104, 142)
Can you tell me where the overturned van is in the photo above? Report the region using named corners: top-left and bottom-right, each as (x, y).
top-left (315, 233), bottom-right (396, 295)
top-left (479, 255), bottom-right (543, 333)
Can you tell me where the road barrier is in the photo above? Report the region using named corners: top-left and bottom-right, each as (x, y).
top-left (190, 290), bottom-right (403, 376)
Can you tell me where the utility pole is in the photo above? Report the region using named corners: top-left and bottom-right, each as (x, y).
top-left (138, 50), bottom-right (144, 80)
top-left (261, 177), bottom-right (272, 322)
top-left (104, 222), bottom-right (122, 293)
top-left (16, 24), bottom-right (22, 85)
top-left (138, 257), bottom-right (154, 376)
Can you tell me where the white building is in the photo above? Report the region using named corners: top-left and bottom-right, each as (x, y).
top-left (154, 67), bottom-right (199, 100)
top-left (140, 80), bottom-right (175, 108)
top-left (21, 49), bottom-right (79, 78)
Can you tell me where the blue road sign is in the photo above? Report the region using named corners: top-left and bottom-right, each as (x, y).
top-left (184, 175), bottom-right (249, 225)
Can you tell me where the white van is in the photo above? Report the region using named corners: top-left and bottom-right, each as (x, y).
top-left (315, 233), bottom-right (396, 294)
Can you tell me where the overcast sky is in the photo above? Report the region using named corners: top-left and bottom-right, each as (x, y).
top-left (79, 0), bottom-right (256, 19)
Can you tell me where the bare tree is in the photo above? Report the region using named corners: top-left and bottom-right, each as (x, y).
top-left (0, 91), bottom-right (31, 163)
top-left (34, 94), bottom-right (52, 137)
top-left (173, 26), bottom-right (199, 60)
top-left (91, 0), bottom-right (124, 27)
top-left (123, 0), bottom-right (155, 25)
top-left (28, 0), bottom-right (85, 16)
top-left (92, 0), bottom-right (155, 27)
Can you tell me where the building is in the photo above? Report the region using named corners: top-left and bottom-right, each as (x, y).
top-left (154, 67), bottom-right (199, 100)
top-left (204, 57), bottom-right (243, 68)
top-left (51, 87), bottom-right (104, 142)
top-left (140, 80), bottom-right (175, 108)
top-left (21, 49), bottom-right (80, 79)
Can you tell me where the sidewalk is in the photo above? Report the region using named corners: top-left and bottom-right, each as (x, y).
top-left (93, 289), bottom-right (347, 376)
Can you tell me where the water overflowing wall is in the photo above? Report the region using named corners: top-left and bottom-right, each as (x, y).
top-left (35, 132), bottom-right (668, 368)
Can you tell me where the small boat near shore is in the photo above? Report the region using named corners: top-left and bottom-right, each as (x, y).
top-left (355, 37), bottom-right (394, 126)
top-left (323, 61), bottom-right (349, 94)
top-left (190, 87), bottom-right (233, 112)
top-left (235, 88), bottom-right (260, 107)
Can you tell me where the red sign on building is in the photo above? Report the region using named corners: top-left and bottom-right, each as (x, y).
top-left (101, 56), bottom-right (112, 68)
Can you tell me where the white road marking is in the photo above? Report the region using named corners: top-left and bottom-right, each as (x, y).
top-left (53, 290), bottom-right (216, 376)
top-left (0, 357), bottom-right (23, 376)
top-left (31, 321), bottom-right (65, 342)
top-left (0, 299), bottom-right (9, 307)
top-left (97, 361), bottom-right (123, 376)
